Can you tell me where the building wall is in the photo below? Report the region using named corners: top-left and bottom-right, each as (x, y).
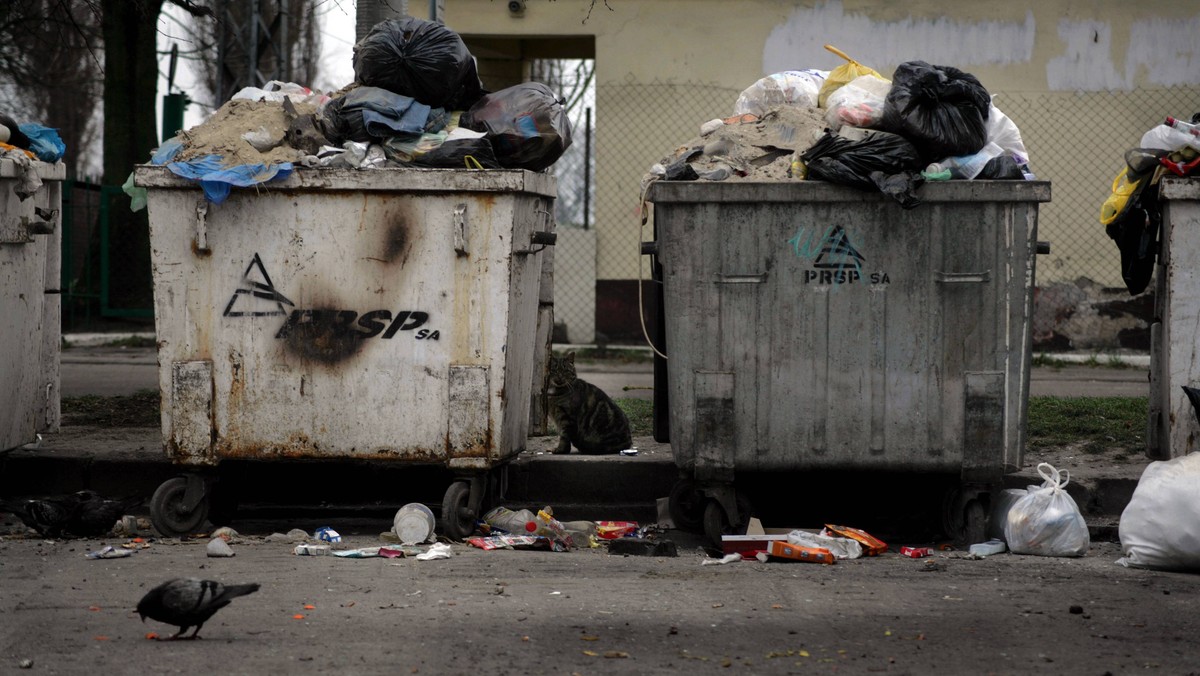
top-left (445, 0), bottom-right (1200, 344)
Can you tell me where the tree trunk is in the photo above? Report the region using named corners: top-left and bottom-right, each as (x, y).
top-left (101, 0), bottom-right (165, 313)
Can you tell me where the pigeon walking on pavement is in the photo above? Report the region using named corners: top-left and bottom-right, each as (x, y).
top-left (137, 578), bottom-right (261, 640)
top-left (67, 490), bottom-right (144, 537)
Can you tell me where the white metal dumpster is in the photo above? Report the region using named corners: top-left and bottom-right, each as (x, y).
top-left (646, 179), bottom-right (1050, 544)
top-left (134, 166), bottom-right (556, 537)
top-left (1149, 177), bottom-right (1200, 459)
top-left (1, 158), bottom-right (63, 452)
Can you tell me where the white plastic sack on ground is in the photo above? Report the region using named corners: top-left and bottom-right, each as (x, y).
top-left (733, 70), bottom-right (828, 117)
top-left (986, 488), bottom-right (1028, 542)
top-left (823, 74), bottom-right (891, 131)
top-left (1117, 452), bottom-right (1200, 571)
top-left (786, 530), bottom-right (862, 559)
top-left (1004, 463), bottom-right (1090, 557)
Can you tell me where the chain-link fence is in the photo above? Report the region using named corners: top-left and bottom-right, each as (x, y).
top-left (546, 82), bottom-right (1200, 352)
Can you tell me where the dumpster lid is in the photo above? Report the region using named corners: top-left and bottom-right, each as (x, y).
top-left (1160, 177), bottom-right (1200, 201)
top-left (646, 179), bottom-right (1050, 204)
top-left (133, 165), bottom-right (557, 198)
top-left (0, 158), bottom-right (66, 181)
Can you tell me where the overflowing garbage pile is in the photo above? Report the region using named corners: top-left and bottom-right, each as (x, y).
top-left (1100, 113), bottom-right (1200, 295)
top-left (147, 17), bottom-right (572, 205)
top-left (643, 45), bottom-right (1033, 209)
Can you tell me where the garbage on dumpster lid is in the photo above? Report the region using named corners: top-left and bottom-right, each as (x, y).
top-left (1117, 451), bottom-right (1200, 571)
top-left (817, 45), bottom-right (884, 109)
top-left (822, 525), bottom-right (888, 556)
top-left (314, 527), bottom-right (341, 543)
top-left (352, 17), bottom-right (485, 111)
top-left (880, 60), bottom-right (991, 162)
top-left (733, 69), bottom-right (828, 117)
top-left (1004, 463), bottom-right (1089, 558)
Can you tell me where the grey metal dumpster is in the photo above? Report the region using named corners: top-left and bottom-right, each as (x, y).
top-left (645, 180), bottom-right (1050, 544)
top-left (134, 166), bottom-right (556, 538)
top-left (1149, 177), bottom-right (1200, 459)
top-left (1, 158), bottom-right (63, 452)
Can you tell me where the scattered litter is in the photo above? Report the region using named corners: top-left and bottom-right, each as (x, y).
top-left (18, 659), bottom-right (32, 669)
top-left (619, 448), bottom-right (639, 456)
top-left (765, 540), bottom-right (835, 564)
top-left (393, 503), bottom-right (437, 545)
top-left (415, 542), bottom-right (453, 560)
top-left (823, 525), bottom-right (888, 556)
top-left (266, 528), bottom-right (311, 544)
top-left (314, 527), bottom-right (342, 543)
top-left (206, 538), bottom-right (235, 557)
top-left (701, 553), bottom-right (742, 566)
top-left (607, 537), bottom-right (678, 557)
top-left (467, 534), bottom-right (554, 551)
top-left (899, 546), bottom-right (932, 559)
top-left (787, 530), bottom-right (863, 559)
top-left (294, 544), bottom-right (330, 556)
top-left (85, 546), bottom-right (132, 560)
top-left (722, 534), bottom-right (789, 557)
top-left (211, 526), bottom-right (240, 541)
top-left (596, 521), bottom-right (639, 540)
top-left (333, 547), bottom-right (385, 558)
top-left (968, 539), bottom-right (1007, 557)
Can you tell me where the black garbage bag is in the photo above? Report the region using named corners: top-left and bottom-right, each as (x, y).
top-left (870, 170), bottom-right (925, 210)
top-left (459, 83), bottom-right (572, 171)
top-left (413, 138), bottom-right (502, 169)
top-left (352, 18), bottom-right (486, 110)
top-left (317, 86), bottom-right (447, 146)
top-left (976, 155), bottom-right (1027, 180)
top-left (881, 61), bottom-right (991, 162)
top-left (801, 130), bottom-right (923, 190)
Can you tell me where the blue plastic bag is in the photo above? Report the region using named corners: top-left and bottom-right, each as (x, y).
top-left (18, 123), bottom-right (66, 162)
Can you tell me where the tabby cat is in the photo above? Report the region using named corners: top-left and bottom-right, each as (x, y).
top-left (546, 351), bottom-right (633, 454)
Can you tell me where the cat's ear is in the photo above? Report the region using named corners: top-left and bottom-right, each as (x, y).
top-left (566, 351), bottom-right (575, 363)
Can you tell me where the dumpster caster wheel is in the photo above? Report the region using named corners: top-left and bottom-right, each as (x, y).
top-left (668, 480), bottom-right (705, 532)
top-left (702, 493), bottom-right (753, 548)
top-left (149, 477), bottom-right (210, 537)
top-left (440, 481), bottom-right (475, 541)
top-left (962, 499), bottom-right (986, 547)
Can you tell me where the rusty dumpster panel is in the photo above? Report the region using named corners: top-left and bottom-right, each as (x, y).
top-left (136, 166), bottom-right (555, 468)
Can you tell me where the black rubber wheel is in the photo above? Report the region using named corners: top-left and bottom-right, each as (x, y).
top-left (668, 479), bottom-right (705, 532)
top-left (702, 492), bottom-right (753, 548)
top-left (963, 499), bottom-right (987, 546)
top-left (439, 481), bottom-right (475, 541)
top-left (149, 477), bottom-right (210, 537)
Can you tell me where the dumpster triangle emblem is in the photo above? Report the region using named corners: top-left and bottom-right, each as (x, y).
top-left (811, 225), bottom-right (865, 270)
top-left (223, 253), bottom-right (295, 317)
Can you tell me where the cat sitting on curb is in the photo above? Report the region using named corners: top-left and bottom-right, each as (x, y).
top-left (546, 352), bottom-right (633, 454)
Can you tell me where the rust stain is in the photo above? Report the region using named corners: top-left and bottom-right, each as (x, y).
top-left (191, 239), bottom-right (213, 258)
top-left (214, 433), bottom-right (443, 462)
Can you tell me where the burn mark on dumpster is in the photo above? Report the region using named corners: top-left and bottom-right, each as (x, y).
top-left (382, 216), bottom-right (413, 265)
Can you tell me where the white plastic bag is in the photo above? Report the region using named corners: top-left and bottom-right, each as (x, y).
top-left (985, 104), bottom-right (1029, 166)
top-left (1140, 124), bottom-right (1200, 153)
top-left (733, 70), bottom-right (828, 117)
top-left (1003, 463), bottom-right (1089, 557)
top-left (786, 530), bottom-right (862, 559)
top-left (1117, 452), bottom-right (1200, 571)
top-left (823, 74), bottom-right (891, 130)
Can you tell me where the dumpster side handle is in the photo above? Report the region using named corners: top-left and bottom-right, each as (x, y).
top-left (194, 200), bottom-right (210, 254)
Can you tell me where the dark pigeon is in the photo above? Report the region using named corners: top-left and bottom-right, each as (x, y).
top-left (0, 494), bottom-right (84, 537)
top-left (137, 578), bottom-right (261, 640)
top-left (67, 490), bottom-right (144, 537)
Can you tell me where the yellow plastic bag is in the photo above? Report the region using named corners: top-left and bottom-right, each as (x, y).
top-left (817, 44), bottom-right (884, 109)
top-left (1099, 166), bottom-right (1147, 226)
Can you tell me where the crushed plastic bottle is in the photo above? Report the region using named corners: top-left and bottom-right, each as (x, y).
top-left (481, 506), bottom-right (537, 535)
top-left (529, 507), bottom-right (574, 550)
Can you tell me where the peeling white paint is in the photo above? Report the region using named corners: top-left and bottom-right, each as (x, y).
top-left (763, 0), bottom-right (1035, 76)
top-left (1048, 16), bottom-right (1200, 91)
